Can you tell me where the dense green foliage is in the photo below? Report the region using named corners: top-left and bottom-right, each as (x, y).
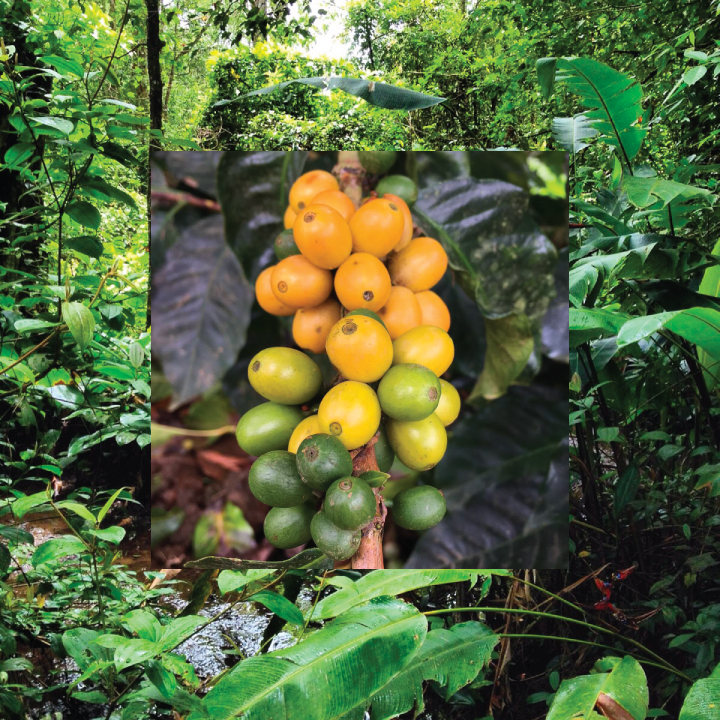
top-left (0, 0), bottom-right (150, 714)
top-left (163, 0), bottom-right (720, 152)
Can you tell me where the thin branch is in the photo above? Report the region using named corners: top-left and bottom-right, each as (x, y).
top-left (90, 0), bottom-right (132, 105)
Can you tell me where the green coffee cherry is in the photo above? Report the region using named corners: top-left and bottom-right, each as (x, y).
top-left (324, 476), bottom-right (376, 530)
top-left (311, 511), bottom-right (361, 561)
top-left (296, 433), bottom-right (353, 492)
top-left (249, 451), bottom-right (312, 507)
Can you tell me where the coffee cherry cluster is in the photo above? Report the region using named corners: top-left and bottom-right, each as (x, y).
top-left (237, 165), bottom-right (462, 561)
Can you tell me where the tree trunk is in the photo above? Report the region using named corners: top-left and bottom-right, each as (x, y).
top-left (146, 0), bottom-right (163, 151)
top-left (0, 0), bottom-right (50, 273)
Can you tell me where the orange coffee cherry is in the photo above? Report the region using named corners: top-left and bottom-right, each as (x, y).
top-left (349, 197), bottom-right (404, 258)
top-left (334, 253), bottom-right (392, 312)
top-left (255, 266), bottom-right (295, 316)
top-left (271, 255), bottom-right (333, 309)
top-left (283, 205), bottom-right (297, 229)
top-left (326, 315), bottom-right (393, 383)
top-left (292, 298), bottom-right (342, 354)
top-left (289, 170), bottom-right (339, 213)
top-left (383, 193), bottom-right (413, 252)
top-left (388, 237), bottom-right (448, 292)
top-left (293, 203), bottom-right (352, 270)
top-left (377, 286), bottom-right (422, 340)
top-left (415, 290), bottom-right (451, 332)
top-left (312, 190), bottom-right (356, 222)
top-left (392, 325), bottom-right (455, 377)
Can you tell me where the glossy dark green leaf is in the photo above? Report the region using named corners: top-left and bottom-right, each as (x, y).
top-left (4, 142), bottom-right (35, 166)
top-left (548, 656), bottom-right (648, 720)
top-left (614, 462), bottom-right (641, 517)
top-left (624, 176), bottom-right (713, 209)
top-left (40, 55), bottom-right (85, 78)
top-left (64, 235), bottom-right (104, 258)
top-left (30, 115), bottom-right (74, 135)
top-left (468, 314), bottom-right (534, 402)
top-left (221, 77), bottom-right (445, 110)
top-left (70, 690), bottom-right (108, 704)
top-left (79, 177), bottom-right (137, 208)
top-left (62, 301), bottom-right (95, 350)
top-left (0, 526), bottom-right (34, 545)
top-left (569, 307), bottom-right (629, 348)
top-left (312, 570), bottom-right (508, 620)
top-left (100, 141), bottom-right (139, 166)
top-left (68, 426), bottom-right (124, 455)
top-left (415, 152), bottom-right (470, 189)
top-left (151, 507), bottom-right (185, 548)
top-left (251, 590), bottom-right (303, 625)
top-left (61, 627), bottom-right (105, 670)
top-left (536, 57), bottom-right (558, 100)
top-left (542, 248), bottom-right (569, 361)
top-left (31, 536), bottom-right (87, 567)
top-left (55, 500), bottom-right (97, 524)
top-left (65, 201), bottom-right (101, 230)
top-left (617, 309), bottom-right (720, 356)
top-left (85, 526), bottom-right (125, 544)
top-left (154, 215), bottom-right (253, 406)
top-left (146, 659), bottom-right (178, 699)
top-left (407, 384), bottom-right (568, 568)
top-left (122, 609), bottom-right (163, 642)
top-left (413, 177), bottom-right (557, 321)
top-left (217, 569), bottom-right (275, 595)
top-left (217, 151), bottom-right (307, 281)
top-left (0, 544), bottom-right (11, 575)
top-left (158, 616), bottom-right (206, 652)
top-left (94, 635), bottom-right (157, 672)
top-left (12, 491), bottom-right (52, 519)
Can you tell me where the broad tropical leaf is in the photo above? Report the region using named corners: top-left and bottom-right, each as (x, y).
top-left (343, 622), bottom-right (498, 720)
top-left (548, 656), bottom-right (648, 720)
top-left (552, 115), bottom-right (599, 153)
top-left (679, 661), bottom-right (720, 719)
top-left (698, 239), bottom-right (720, 389)
top-left (216, 151), bottom-right (307, 281)
top-left (413, 177), bottom-right (557, 320)
top-left (569, 244), bottom-right (677, 307)
top-left (538, 57), bottom-right (647, 166)
top-left (468, 314), bottom-right (533, 401)
top-left (569, 308), bottom-right (629, 348)
top-left (624, 176), bottom-right (714, 209)
top-left (187, 597), bottom-right (427, 720)
top-left (617, 308), bottom-right (720, 357)
top-left (153, 215), bottom-right (253, 407)
top-left (407, 386), bottom-right (568, 568)
top-left (311, 570), bottom-right (508, 620)
top-left (217, 77), bottom-right (446, 110)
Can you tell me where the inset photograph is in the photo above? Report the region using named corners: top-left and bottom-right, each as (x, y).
top-left (151, 150), bottom-right (568, 570)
